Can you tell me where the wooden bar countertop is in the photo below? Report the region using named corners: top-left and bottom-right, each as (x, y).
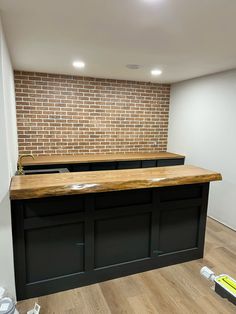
top-left (10, 165), bottom-right (222, 200)
top-left (21, 152), bottom-right (185, 166)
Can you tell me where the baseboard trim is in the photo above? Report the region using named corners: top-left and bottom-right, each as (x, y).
top-left (207, 215), bottom-right (236, 232)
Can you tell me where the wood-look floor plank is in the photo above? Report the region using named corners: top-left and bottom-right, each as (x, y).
top-left (127, 294), bottom-right (159, 314)
top-left (17, 218), bottom-right (236, 314)
top-left (114, 276), bottom-right (143, 299)
top-left (79, 284), bottom-right (111, 314)
top-left (99, 280), bottom-right (135, 314)
top-left (135, 272), bottom-right (178, 313)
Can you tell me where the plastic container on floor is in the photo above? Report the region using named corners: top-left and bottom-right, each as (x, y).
top-left (0, 297), bottom-right (16, 314)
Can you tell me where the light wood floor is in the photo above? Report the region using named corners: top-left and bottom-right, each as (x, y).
top-left (17, 218), bottom-right (236, 314)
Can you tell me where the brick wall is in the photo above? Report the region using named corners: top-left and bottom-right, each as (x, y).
top-left (14, 71), bottom-right (170, 155)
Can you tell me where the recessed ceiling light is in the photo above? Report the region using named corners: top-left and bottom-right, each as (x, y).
top-left (73, 61), bottom-right (85, 68)
top-left (151, 69), bottom-right (162, 76)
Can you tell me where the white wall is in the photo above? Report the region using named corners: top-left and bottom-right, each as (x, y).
top-left (168, 69), bottom-right (236, 230)
top-left (0, 17), bottom-right (18, 298)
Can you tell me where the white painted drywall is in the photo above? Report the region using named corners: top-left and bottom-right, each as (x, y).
top-left (168, 69), bottom-right (236, 230)
top-left (0, 17), bottom-right (18, 298)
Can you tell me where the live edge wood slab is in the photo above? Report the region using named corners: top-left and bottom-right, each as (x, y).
top-left (21, 152), bottom-right (185, 166)
top-left (10, 165), bottom-right (222, 200)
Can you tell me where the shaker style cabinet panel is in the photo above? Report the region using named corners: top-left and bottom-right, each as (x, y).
top-left (117, 160), bottom-right (142, 169)
top-left (142, 160), bottom-right (157, 168)
top-left (157, 184), bottom-right (206, 255)
top-left (23, 195), bottom-right (85, 218)
top-left (71, 163), bottom-right (90, 172)
top-left (157, 158), bottom-right (185, 167)
top-left (90, 162), bottom-right (117, 171)
top-left (159, 184), bottom-right (202, 202)
top-left (94, 213), bottom-right (151, 268)
top-left (94, 189), bottom-right (152, 210)
top-left (12, 183), bottom-right (208, 300)
top-left (158, 206), bottom-right (200, 254)
top-left (25, 222), bottom-right (85, 283)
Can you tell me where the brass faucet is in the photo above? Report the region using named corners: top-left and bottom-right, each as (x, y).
top-left (17, 154), bottom-right (35, 175)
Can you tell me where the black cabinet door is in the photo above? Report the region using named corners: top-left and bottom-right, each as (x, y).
top-left (157, 158), bottom-right (185, 167)
top-left (157, 206), bottom-right (200, 254)
top-left (90, 162), bottom-right (117, 171)
top-left (71, 164), bottom-right (90, 172)
top-left (94, 213), bottom-right (151, 268)
top-left (142, 160), bottom-right (157, 168)
top-left (25, 222), bottom-right (85, 283)
top-left (157, 184), bottom-right (204, 255)
top-left (24, 163), bottom-right (77, 172)
top-left (117, 160), bottom-right (141, 169)
top-left (24, 195), bottom-right (85, 218)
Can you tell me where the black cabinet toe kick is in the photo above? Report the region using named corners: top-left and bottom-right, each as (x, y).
top-left (11, 182), bottom-right (209, 300)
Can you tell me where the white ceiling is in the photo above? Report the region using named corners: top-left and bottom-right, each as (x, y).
top-left (0, 0), bottom-right (236, 83)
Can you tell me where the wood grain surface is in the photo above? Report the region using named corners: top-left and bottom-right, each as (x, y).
top-left (21, 152), bottom-right (185, 166)
top-left (10, 165), bottom-right (222, 200)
